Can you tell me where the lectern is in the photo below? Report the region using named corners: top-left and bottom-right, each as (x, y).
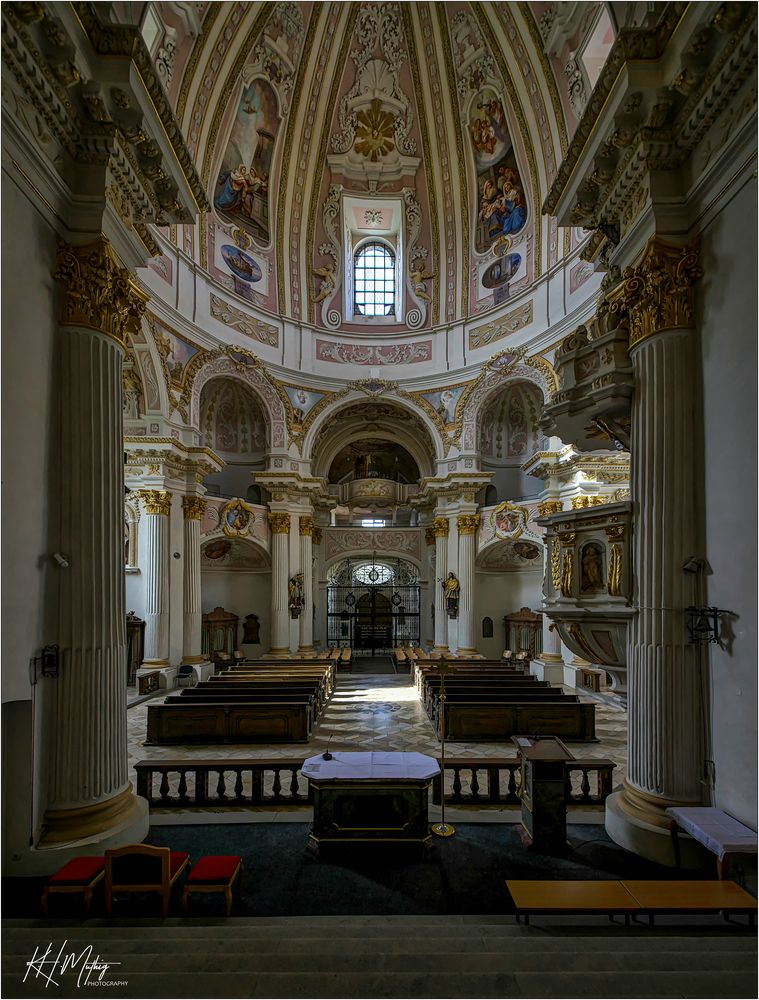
top-left (512, 736), bottom-right (574, 853)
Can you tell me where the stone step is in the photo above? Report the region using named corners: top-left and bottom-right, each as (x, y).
top-left (4, 969), bottom-right (757, 999)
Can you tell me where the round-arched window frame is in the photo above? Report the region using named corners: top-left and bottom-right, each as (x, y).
top-left (354, 241), bottom-right (396, 317)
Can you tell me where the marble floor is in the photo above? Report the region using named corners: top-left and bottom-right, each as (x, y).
top-left (127, 668), bottom-right (628, 809)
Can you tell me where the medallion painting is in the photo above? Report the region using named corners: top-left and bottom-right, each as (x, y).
top-left (469, 88), bottom-right (527, 254)
top-left (214, 79), bottom-right (279, 243)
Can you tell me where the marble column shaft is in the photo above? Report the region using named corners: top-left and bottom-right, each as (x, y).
top-left (43, 237), bottom-right (148, 845)
top-left (182, 496), bottom-right (206, 662)
top-left (432, 518), bottom-right (449, 650)
top-left (457, 514), bottom-right (480, 652)
top-left (299, 516), bottom-right (314, 650)
top-left (141, 490), bottom-right (172, 665)
top-left (269, 512), bottom-right (291, 652)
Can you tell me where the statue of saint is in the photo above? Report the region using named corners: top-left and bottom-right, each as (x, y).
top-left (581, 544), bottom-right (604, 592)
top-left (442, 572), bottom-right (460, 617)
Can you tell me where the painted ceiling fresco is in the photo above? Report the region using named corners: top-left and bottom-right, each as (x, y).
top-left (167, 1), bottom-right (577, 328)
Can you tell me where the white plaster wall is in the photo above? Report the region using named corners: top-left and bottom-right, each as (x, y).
top-left (201, 570), bottom-right (272, 654)
top-left (698, 172), bottom-right (758, 827)
top-left (474, 569), bottom-right (544, 660)
top-left (1, 174), bottom-right (57, 703)
top-left (204, 461), bottom-right (265, 500)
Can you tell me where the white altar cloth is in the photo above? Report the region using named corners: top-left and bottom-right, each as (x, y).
top-left (302, 751), bottom-right (440, 782)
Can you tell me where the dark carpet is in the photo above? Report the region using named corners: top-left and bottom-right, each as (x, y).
top-left (4, 822), bottom-right (716, 919)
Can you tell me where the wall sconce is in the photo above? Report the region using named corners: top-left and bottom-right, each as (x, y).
top-left (685, 606), bottom-right (732, 644)
top-left (32, 644), bottom-right (60, 679)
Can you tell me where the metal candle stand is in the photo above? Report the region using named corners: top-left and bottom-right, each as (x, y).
top-left (431, 656), bottom-right (455, 838)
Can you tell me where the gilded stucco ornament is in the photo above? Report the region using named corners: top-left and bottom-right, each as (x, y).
top-left (268, 511), bottom-right (291, 534)
top-left (432, 517), bottom-right (450, 537)
top-left (54, 238), bottom-right (149, 347)
top-left (456, 514), bottom-right (481, 535)
top-left (538, 500), bottom-right (563, 517)
top-left (299, 516), bottom-right (315, 537)
top-left (181, 496), bottom-right (207, 520)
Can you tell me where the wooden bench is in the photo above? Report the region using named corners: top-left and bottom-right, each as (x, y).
top-left (506, 878), bottom-right (757, 926)
top-left (146, 700), bottom-right (313, 743)
top-left (42, 856), bottom-right (105, 915)
top-left (182, 855), bottom-right (243, 916)
top-left (667, 806), bottom-right (757, 879)
top-left (138, 670), bottom-right (160, 695)
top-left (442, 700), bottom-right (596, 742)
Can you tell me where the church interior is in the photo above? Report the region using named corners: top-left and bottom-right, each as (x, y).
top-left (2, 1), bottom-right (757, 996)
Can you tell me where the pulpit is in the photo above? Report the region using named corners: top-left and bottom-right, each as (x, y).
top-left (512, 736), bottom-right (574, 853)
top-left (202, 607), bottom-right (239, 666)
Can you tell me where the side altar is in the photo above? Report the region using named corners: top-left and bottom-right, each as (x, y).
top-left (301, 751), bottom-right (440, 857)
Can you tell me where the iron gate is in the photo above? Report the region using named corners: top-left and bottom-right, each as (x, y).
top-left (327, 583), bottom-right (420, 654)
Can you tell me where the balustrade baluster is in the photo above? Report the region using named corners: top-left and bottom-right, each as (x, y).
top-left (159, 771), bottom-right (170, 802)
top-left (580, 768), bottom-right (592, 802)
top-left (507, 766), bottom-right (518, 803)
top-left (290, 769), bottom-right (300, 800)
top-left (272, 768), bottom-right (282, 801)
top-left (177, 770), bottom-right (188, 801)
top-left (195, 767), bottom-right (208, 804)
top-left (250, 767), bottom-right (264, 804)
top-left (470, 768), bottom-right (480, 800)
top-left (234, 770), bottom-right (244, 800)
top-left (452, 768), bottom-right (462, 801)
top-left (216, 769), bottom-right (226, 800)
top-left (488, 767), bottom-right (500, 802)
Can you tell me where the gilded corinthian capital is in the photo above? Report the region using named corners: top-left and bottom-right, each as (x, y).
top-left (268, 511), bottom-right (291, 534)
top-left (54, 237), bottom-right (149, 348)
top-left (182, 496), bottom-right (207, 520)
top-left (432, 517), bottom-right (450, 537)
top-left (607, 238), bottom-right (701, 349)
top-left (457, 514), bottom-right (481, 535)
top-left (299, 516), bottom-right (315, 536)
top-left (140, 489), bottom-right (172, 516)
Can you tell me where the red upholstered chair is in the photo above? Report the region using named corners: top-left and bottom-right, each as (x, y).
top-left (42, 856), bottom-right (105, 915)
top-left (104, 844), bottom-right (189, 917)
top-left (182, 855), bottom-right (243, 916)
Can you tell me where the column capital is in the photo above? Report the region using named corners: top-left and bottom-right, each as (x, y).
top-left (432, 517), bottom-right (450, 537)
top-left (54, 237), bottom-right (149, 348)
top-left (607, 238), bottom-right (701, 350)
top-left (268, 511), bottom-right (291, 534)
top-left (139, 489), bottom-right (172, 516)
top-left (182, 496), bottom-right (207, 520)
top-left (456, 513), bottom-right (480, 535)
top-left (299, 515), bottom-right (315, 536)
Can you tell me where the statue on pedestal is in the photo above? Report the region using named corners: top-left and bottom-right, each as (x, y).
top-left (442, 572), bottom-right (460, 618)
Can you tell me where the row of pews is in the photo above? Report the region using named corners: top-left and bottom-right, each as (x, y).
top-left (413, 658), bottom-right (597, 743)
top-left (146, 656), bottom-right (339, 745)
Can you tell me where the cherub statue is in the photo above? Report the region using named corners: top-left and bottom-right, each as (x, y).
top-left (410, 266), bottom-right (435, 302)
top-left (313, 264), bottom-right (335, 303)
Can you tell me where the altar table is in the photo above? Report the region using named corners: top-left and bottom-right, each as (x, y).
top-left (302, 751), bottom-right (440, 856)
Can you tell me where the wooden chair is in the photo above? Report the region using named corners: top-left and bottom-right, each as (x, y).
top-left (42, 856), bottom-right (105, 915)
top-left (104, 844), bottom-right (189, 917)
top-left (182, 855), bottom-right (243, 915)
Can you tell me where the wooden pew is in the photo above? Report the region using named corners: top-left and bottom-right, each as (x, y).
top-left (440, 699), bottom-right (596, 742)
top-left (146, 700), bottom-right (313, 744)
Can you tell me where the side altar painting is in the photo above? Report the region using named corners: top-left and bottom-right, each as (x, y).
top-left (214, 79), bottom-right (279, 243)
top-left (469, 88), bottom-right (527, 254)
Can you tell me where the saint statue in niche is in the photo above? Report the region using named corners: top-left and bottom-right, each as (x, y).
top-left (580, 543), bottom-right (605, 593)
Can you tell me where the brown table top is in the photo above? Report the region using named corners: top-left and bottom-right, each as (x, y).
top-left (505, 880), bottom-right (637, 911)
top-left (622, 880), bottom-right (758, 910)
top-left (511, 736), bottom-right (575, 761)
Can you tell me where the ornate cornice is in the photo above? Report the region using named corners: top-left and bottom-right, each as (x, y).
top-left (457, 514), bottom-right (481, 535)
top-left (140, 489), bottom-right (172, 516)
top-left (268, 512), bottom-right (291, 534)
top-left (299, 515), bottom-right (315, 537)
top-left (607, 239), bottom-right (701, 349)
top-left (54, 238), bottom-right (149, 348)
top-left (182, 496), bottom-right (207, 520)
top-left (571, 494), bottom-right (608, 510)
top-left (433, 517), bottom-right (450, 538)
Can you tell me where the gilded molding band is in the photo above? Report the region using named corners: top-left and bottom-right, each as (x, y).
top-left (608, 239), bottom-right (701, 350)
top-left (550, 538), bottom-right (561, 591)
top-left (182, 496), bottom-right (207, 520)
top-left (538, 500), bottom-right (563, 516)
top-left (433, 517), bottom-right (450, 537)
top-left (571, 494), bottom-right (607, 509)
top-left (54, 237), bottom-right (149, 348)
top-left (456, 514), bottom-right (481, 535)
top-left (608, 542), bottom-right (623, 597)
top-left (268, 512), bottom-right (291, 534)
top-left (140, 489), bottom-right (172, 516)
top-left (299, 516), bottom-right (315, 537)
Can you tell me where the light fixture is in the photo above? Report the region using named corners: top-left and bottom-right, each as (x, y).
top-left (685, 606), bottom-right (732, 644)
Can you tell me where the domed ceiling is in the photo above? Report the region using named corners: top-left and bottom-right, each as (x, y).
top-left (159, 1), bottom-right (600, 330)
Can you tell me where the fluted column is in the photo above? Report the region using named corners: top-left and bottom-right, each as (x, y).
top-left (456, 514), bottom-right (480, 654)
top-left (182, 496), bottom-right (207, 663)
top-left (268, 511), bottom-right (291, 655)
top-left (605, 239), bottom-right (704, 864)
top-left (432, 517), bottom-right (449, 651)
top-left (140, 490), bottom-right (172, 666)
top-left (298, 516), bottom-right (314, 651)
top-left (42, 237), bottom-right (149, 847)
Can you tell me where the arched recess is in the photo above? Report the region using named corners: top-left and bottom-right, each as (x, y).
top-left (189, 355), bottom-right (287, 451)
top-left (460, 355), bottom-right (556, 454)
top-left (305, 395), bottom-right (443, 477)
top-left (200, 535), bottom-right (271, 570)
top-left (325, 550), bottom-right (424, 579)
top-left (479, 380), bottom-right (544, 459)
top-left (476, 536), bottom-right (543, 572)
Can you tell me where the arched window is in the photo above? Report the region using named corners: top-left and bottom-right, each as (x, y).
top-left (354, 241), bottom-right (396, 317)
top-left (482, 616), bottom-right (494, 638)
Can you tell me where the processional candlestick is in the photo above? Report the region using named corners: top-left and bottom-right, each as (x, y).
top-left (431, 656), bottom-right (456, 838)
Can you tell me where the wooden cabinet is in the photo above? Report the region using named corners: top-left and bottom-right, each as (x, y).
top-left (503, 607), bottom-right (543, 660)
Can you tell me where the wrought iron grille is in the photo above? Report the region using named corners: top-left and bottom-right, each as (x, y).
top-left (327, 584), bottom-right (420, 654)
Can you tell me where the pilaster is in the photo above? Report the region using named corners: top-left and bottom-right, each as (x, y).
top-left (456, 514), bottom-right (480, 654)
top-left (298, 515), bottom-right (315, 651)
top-left (268, 511), bottom-right (291, 655)
top-left (432, 517), bottom-right (450, 652)
top-left (181, 496), bottom-right (207, 664)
